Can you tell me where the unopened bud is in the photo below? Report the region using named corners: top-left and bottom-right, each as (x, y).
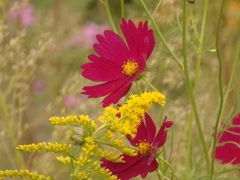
top-left (188, 0), bottom-right (196, 4)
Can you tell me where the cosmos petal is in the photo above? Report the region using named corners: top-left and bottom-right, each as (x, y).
top-left (93, 30), bottom-right (130, 66)
top-left (101, 82), bottom-right (132, 107)
top-left (81, 55), bottom-right (123, 82)
top-left (127, 118), bottom-right (147, 146)
top-left (154, 118), bottom-right (173, 148)
top-left (82, 78), bottom-right (128, 98)
top-left (120, 19), bottom-right (155, 63)
top-left (101, 154), bottom-right (157, 180)
top-left (215, 113), bottom-right (240, 165)
top-left (140, 159), bottom-right (158, 178)
top-left (145, 113), bottom-right (156, 144)
top-left (215, 143), bottom-right (240, 164)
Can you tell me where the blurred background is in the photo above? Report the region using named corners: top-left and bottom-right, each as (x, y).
top-left (0, 0), bottom-right (240, 179)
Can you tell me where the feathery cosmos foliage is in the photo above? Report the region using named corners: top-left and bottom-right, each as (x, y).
top-left (81, 18), bottom-right (155, 107)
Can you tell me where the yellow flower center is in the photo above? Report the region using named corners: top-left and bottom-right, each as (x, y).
top-left (122, 60), bottom-right (139, 76)
top-left (137, 140), bottom-right (152, 156)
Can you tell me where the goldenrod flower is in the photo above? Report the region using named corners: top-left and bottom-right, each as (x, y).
top-left (49, 115), bottom-right (96, 130)
top-left (98, 91), bottom-right (166, 137)
top-left (16, 142), bottom-right (71, 154)
top-left (0, 170), bottom-right (52, 180)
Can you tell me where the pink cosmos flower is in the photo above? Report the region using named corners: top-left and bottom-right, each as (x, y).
top-left (63, 95), bottom-right (78, 108)
top-left (215, 113), bottom-right (240, 164)
top-left (31, 77), bottom-right (46, 93)
top-left (101, 113), bottom-right (173, 179)
top-left (65, 22), bottom-right (108, 48)
top-left (8, 1), bottom-right (35, 27)
top-left (81, 19), bottom-right (155, 107)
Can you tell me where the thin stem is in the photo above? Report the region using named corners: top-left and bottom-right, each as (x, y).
top-left (210, 0), bottom-right (225, 177)
top-left (142, 76), bottom-right (157, 91)
top-left (199, 0), bottom-right (208, 49)
top-left (149, 0), bottom-right (164, 25)
top-left (135, 80), bottom-right (143, 93)
top-left (104, 0), bottom-right (118, 33)
top-left (182, 0), bottom-right (210, 174)
top-left (139, 0), bottom-right (183, 70)
top-left (158, 156), bottom-right (174, 180)
top-left (221, 41), bottom-right (240, 119)
top-left (185, 113), bottom-right (193, 180)
top-left (120, 0), bottom-right (124, 18)
top-left (185, 1), bottom-right (209, 178)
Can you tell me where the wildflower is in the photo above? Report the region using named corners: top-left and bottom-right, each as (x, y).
top-left (215, 113), bottom-right (240, 165)
top-left (31, 76), bottom-right (46, 93)
top-left (0, 170), bottom-right (52, 180)
top-left (8, 1), bottom-right (35, 27)
top-left (81, 19), bottom-right (155, 107)
top-left (63, 95), bottom-right (78, 108)
top-left (101, 113), bottom-right (173, 179)
top-left (65, 22), bottom-right (108, 48)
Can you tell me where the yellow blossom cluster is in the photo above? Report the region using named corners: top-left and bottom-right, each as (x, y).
top-left (75, 137), bottom-right (98, 166)
top-left (98, 91), bottom-right (166, 137)
top-left (69, 137), bottom-right (120, 179)
top-left (0, 170), bottom-right (52, 180)
top-left (49, 114), bottom-right (96, 129)
top-left (16, 142), bottom-right (71, 154)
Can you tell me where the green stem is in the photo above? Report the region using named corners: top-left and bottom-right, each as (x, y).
top-left (182, 0), bottom-right (210, 174)
top-left (210, 0), bottom-right (225, 177)
top-left (135, 80), bottom-right (143, 93)
top-left (158, 156), bottom-right (174, 180)
top-left (185, 1), bottom-right (209, 179)
top-left (104, 0), bottom-right (118, 33)
top-left (142, 76), bottom-right (157, 91)
top-left (139, 0), bottom-right (183, 70)
top-left (149, 0), bottom-right (164, 25)
top-left (120, 0), bottom-right (124, 18)
top-left (221, 39), bottom-right (240, 119)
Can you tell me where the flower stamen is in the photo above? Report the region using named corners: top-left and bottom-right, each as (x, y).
top-left (122, 60), bottom-right (139, 76)
top-left (137, 140), bottom-right (152, 156)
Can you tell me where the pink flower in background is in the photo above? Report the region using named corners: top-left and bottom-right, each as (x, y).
top-left (215, 113), bottom-right (240, 165)
top-left (65, 22), bottom-right (108, 48)
top-left (63, 95), bottom-right (87, 108)
top-left (63, 95), bottom-right (78, 108)
top-left (32, 77), bottom-right (46, 93)
top-left (8, 1), bottom-right (35, 27)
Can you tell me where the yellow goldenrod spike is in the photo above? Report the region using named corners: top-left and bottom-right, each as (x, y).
top-left (0, 170), bottom-right (52, 180)
top-left (49, 114), bottom-right (96, 129)
top-left (16, 142), bottom-right (71, 154)
top-left (96, 148), bottom-right (124, 163)
top-left (56, 156), bottom-right (71, 165)
top-left (75, 172), bottom-right (90, 179)
top-left (92, 161), bottom-right (118, 180)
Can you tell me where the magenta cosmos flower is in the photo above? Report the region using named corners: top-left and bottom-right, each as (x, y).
top-left (81, 19), bottom-right (155, 107)
top-left (101, 113), bottom-right (173, 179)
top-left (215, 113), bottom-right (240, 165)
